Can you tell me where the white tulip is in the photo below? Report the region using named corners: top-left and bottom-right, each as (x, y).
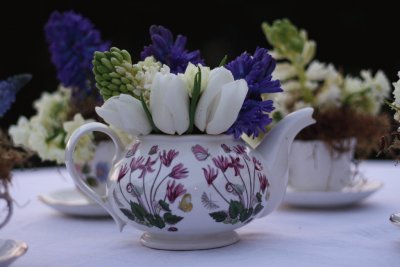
top-left (150, 73), bottom-right (190, 135)
top-left (195, 67), bottom-right (248, 134)
top-left (95, 94), bottom-right (152, 136)
top-left (178, 62), bottom-right (210, 96)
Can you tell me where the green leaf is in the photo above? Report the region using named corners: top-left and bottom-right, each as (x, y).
top-left (218, 55), bottom-right (228, 67)
top-left (85, 177), bottom-right (98, 187)
top-left (158, 200), bottom-right (171, 212)
top-left (81, 164), bottom-right (91, 174)
top-left (140, 94), bottom-right (160, 133)
top-left (239, 208), bottom-right (253, 222)
top-left (256, 192), bottom-right (262, 203)
top-left (253, 204), bottom-right (264, 216)
top-left (130, 201), bottom-right (147, 222)
top-left (153, 214), bottom-right (166, 229)
top-left (163, 212), bottom-right (183, 225)
top-left (120, 208), bottom-right (135, 221)
top-left (186, 67), bottom-right (202, 134)
top-left (228, 200), bottom-right (244, 219)
top-left (209, 211), bottom-right (228, 222)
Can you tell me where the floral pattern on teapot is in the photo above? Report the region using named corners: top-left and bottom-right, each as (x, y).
top-left (193, 144), bottom-right (270, 225)
top-left (114, 143), bottom-right (192, 232)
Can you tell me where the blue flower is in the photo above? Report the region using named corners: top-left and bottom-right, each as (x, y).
top-left (140, 25), bottom-right (204, 74)
top-left (0, 74), bottom-right (32, 117)
top-left (95, 161), bottom-right (110, 183)
top-left (225, 48), bottom-right (282, 138)
top-left (45, 11), bottom-right (110, 94)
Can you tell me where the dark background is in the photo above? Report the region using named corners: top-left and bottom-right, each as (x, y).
top-left (1, 0), bottom-right (399, 128)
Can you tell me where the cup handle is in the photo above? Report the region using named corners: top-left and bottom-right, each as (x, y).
top-left (65, 122), bottom-right (126, 231)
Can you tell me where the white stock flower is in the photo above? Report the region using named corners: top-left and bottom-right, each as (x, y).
top-left (306, 61), bottom-right (339, 81)
top-left (315, 84), bottom-right (341, 109)
top-left (195, 67), bottom-right (248, 134)
top-left (63, 114), bottom-right (96, 164)
top-left (178, 62), bottom-right (210, 96)
top-left (273, 63), bottom-right (297, 81)
top-left (150, 73), bottom-right (190, 135)
top-left (8, 116), bottom-right (30, 148)
top-left (96, 94), bottom-right (152, 136)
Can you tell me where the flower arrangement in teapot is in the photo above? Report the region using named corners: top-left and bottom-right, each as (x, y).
top-left (65, 25), bottom-right (315, 250)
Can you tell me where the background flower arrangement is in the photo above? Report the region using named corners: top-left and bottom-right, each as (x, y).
top-left (93, 25), bottom-right (282, 139)
top-left (0, 74), bottom-right (32, 228)
top-left (9, 11), bottom-right (113, 165)
top-left (261, 19), bottom-right (391, 156)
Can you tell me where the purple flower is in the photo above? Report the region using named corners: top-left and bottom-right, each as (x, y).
top-left (169, 163), bottom-right (189, 179)
top-left (252, 157), bottom-right (263, 171)
top-left (228, 156), bottom-right (244, 176)
top-left (160, 149), bottom-right (179, 167)
top-left (126, 143), bottom-right (140, 158)
top-left (233, 144), bottom-right (250, 161)
top-left (258, 173), bottom-right (269, 193)
top-left (95, 161), bottom-right (109, 182)
top-left (221, 144), bottom-right (231, 153)
top-left (166, 180), bottom-right (187, 203)
top-left (225, 48), bottom-right (282, 138)
top-left (202, 165), bottom-right (219, 186)
top-left (140, 25), bottom-right (204, 74)
top-left (212, 156), bottom-right (230, 172)
top-left (44, 11), bottom-right (110, 94)
top-left (117, 164), bottom-right (129, 182)
top-left (0, 74), bottom-right (31, 117)
top-left (130, 156), bottom-right (145, 172)
top-left (138, 157), bottom-right (157, 178)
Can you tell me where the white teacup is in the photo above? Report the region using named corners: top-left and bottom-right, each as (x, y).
top-left (288, 139), bottom-right (356, 191)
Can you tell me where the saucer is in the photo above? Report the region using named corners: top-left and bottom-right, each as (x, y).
top-left (0, 239), bottom-right (28, 267)
top-left (283, 180), bottom-right (383, 208)
top-left (390, 213), bottom-right (400, 227)
top-left (38, 188), bottom-right (109, 217)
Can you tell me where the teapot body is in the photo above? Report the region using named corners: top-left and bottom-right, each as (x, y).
top-left (108, 135), bottom-right (273, 246)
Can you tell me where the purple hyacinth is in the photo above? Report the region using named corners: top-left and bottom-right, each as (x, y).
top-left (0, 74), bottom-right (32, 117)
top-left (225, 47), bottom-right (282, 138)
top-left (45, 11), bottom-right (110, 93)
top-left (140, 25), bottom-right (204, 74)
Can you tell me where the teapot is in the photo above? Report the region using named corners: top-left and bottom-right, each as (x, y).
top-left (65, 107), bottom-right (314, 250)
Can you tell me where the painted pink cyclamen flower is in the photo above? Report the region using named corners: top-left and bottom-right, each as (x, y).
top-left (229, 156), bottom-right (244, 176)
top-left (212, 155), bottom-right (230, 172)
top-left (169, 163), bottom-right (189, 179)
top-left (221, 144), bottom-right (231, 153)
top-left (130, 156), bottom-right (145, 172)
top-left (117, 164), bottom-right (129, 182)
top-left (160, 149), bottom-right (179, 167)
top-left (138, 157), bottom-right (157, 178)
top-left (252, 157), bottom-right (263, 171)
top-left (191, 144), bottom-right (210, 161)
top-left (233, 144), bottom-right (250, 161)
top-left (258, 173), bottom-right (269, 193)
top-left (126, 143), bottom-right (140, 157)
top-left (166, 180), bottom-right (187, 203)
top-left (202, 165), bottom-right (219, 186)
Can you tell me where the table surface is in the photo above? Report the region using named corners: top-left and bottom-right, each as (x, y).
top-left (2, 161), bottom-right (399, 267)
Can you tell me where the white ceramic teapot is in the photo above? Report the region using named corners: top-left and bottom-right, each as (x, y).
top-left (65, 107), bottom-right (314, 250)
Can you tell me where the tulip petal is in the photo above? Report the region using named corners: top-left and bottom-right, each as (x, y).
top-left (150, 74), bottom-right (176, 134)
top-left (195, 67), bottom-right (234, 131)
top-left (164, 76), bottom-right (190, 135)
top-left (96, 94), bottom-right (152, 136)
top-left (206, 79), bottom-right (248, 134)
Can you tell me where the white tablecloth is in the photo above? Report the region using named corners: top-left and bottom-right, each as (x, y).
top-left (2, 161), bottom-right (400, 267)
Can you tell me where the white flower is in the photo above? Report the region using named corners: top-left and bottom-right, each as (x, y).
top-left (96, 94), bottom-right (152, 136)
top-left (8, 116), bottom-right (30, 148)
top-left (63, 114), bottom-right (95, 164)
top-left (150, 73), bottom-right (190, 135)
top-left (195, 67), bottom-right (248, 134)
top-left (178, 63), bottom-right (211, 96)
top-left (392, 72), bottom-right (400, 122)
top-left (301, 39), bottom-right (316, 65)
top-left (306, 61), bottom-right (339, 81)
top-left (273, 63), bottom-right (297, 81)
top-left (315, 84), bottom-right (341, 109)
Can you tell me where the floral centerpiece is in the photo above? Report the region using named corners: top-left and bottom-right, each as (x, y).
top-left (0, 74), bottom-right (31, 228)
top-left (261, 19), bottom-right (391, 156)
top-left (93, 25), bottom-right (282, 139)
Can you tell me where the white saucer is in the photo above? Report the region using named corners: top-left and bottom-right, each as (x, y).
top-left (283, 180), bottom-right (383, 208)
top-left (38, 188), bottom-right (109, 217)
top-left (0, 239), bottom-right (28, 267)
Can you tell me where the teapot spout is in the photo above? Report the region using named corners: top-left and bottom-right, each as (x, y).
top-left (256, 108), bottom-right (315, 216)
top-left (258, 107), bottom-right (315, 180)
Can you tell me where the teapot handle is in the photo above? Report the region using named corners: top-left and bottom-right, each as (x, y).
top-left (65, 122), bottom-right (126, 231)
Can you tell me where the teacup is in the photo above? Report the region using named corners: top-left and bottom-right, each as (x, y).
top-left (288, 138), bottom-right (356, 191)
